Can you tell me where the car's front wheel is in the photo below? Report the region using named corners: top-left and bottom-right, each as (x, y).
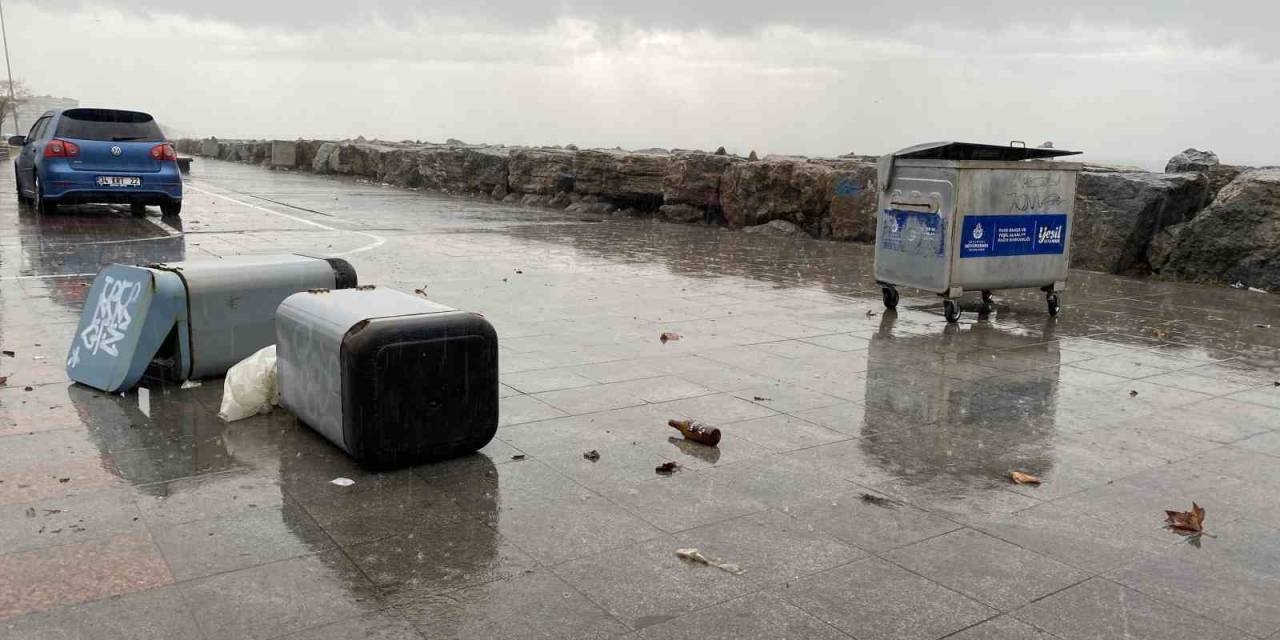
top-left (33, 174), bottom-right (57, 215)
top-left (161, 200), bottom-right (181, 217)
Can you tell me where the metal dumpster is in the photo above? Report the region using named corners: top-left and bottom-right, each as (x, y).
top-left (874, 141), bottom-right (1083, 322)
top-left (276, 286), bottom-right (499, 469)
top-left (67, 254), bottom-right (357, 393)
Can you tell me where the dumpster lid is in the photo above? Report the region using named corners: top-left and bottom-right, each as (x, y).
top-left (891, 141), bottom-right (1080, 161)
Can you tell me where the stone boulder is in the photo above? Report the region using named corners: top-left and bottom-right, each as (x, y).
top-left (574, 150), bottom-right (669, 207)
top-left (1160, 168), bottom-right (1280, 290)
top-left (312, 142), bottom-right (338, 173)
top-left (743, 220), bottom-right (802, 236)
top-left (1165, 148), bottom-right (1219, 173)
top-left (1071, 171), bottom-right (1209, 274)
top-left (658, 204), bottom-right (703, 223)
top-left (662, 152), bottom-right (735, 210)
top-left (508, 149), bottom-right (575, 195)
top-left (720, 159), bottom-right (833, 228)
top-left (413, 147), bottom-right (509, 193)
top-left (822, 162), bottom-right (878, 241)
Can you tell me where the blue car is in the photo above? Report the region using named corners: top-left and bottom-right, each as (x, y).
top-left (10, 107), bottom-right (182, 217)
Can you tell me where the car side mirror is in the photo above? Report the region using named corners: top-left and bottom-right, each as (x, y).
top-left (7, 135), bottom-right (26, 146)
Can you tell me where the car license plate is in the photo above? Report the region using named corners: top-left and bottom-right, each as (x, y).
top-left (97, 176), bottom-right (141, 187)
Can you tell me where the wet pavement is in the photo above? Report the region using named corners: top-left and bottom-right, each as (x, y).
top-left (1, 156), bottom-right (1279, 640)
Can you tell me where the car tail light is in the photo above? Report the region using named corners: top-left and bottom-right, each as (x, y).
top-left (44, 139), bottom-right (80, 158)
top-left (150, 143), bottom-right (176, 161)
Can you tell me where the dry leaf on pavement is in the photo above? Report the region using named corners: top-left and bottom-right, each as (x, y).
top-left (1009, 471), bottom-right (1042, 485)
top-left (659, 332), bottom-right (681, 344)
top-left (655, 461), bottom-right (680, 475)
top-left (1164, 502), bottom-right (1206, 535)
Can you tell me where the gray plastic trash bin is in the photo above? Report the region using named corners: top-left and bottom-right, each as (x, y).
top-left (66, 254), bottom-right (357, 393)
top-left (874, 141), bottom-right (1083, 322)
top-left (276, 286), bottom-right (499, 470)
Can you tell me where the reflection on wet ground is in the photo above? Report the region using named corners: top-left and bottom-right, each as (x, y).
top-left (2, 158), bottom-right (1279, 639)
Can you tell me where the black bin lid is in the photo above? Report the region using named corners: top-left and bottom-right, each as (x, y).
top-left (892, 141), bottom-right (1080, 161)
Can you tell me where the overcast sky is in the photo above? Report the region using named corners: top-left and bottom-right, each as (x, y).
top-left (6, 1), bottom-right (1278, 168)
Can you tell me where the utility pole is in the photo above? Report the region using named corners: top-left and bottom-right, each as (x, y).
top-left (0, 0), bottom-right (18, 135)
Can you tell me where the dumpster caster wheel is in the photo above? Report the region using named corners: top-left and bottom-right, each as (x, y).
top-left (882, 287), bottom-right (899, 310)
top-left (943, 299), bottom-right (961, 323)
top-left (1046, 293), bottom-right (1061, 317)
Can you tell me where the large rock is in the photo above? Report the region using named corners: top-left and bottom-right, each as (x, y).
top-left (312, 142), bottom-right (339, 173)
top-left (508, 149), bottom-right (575, 195)
top-left (662, 152), bottom-right (735, 209)
top-left (573, 150), bottom-right (669, 207)
top-left (412, 146), bottom-right (509, 193)
top-left (1165, 148), bottom-right (1219, 173)
top-left (720, 159), bottom-right (834, 228)
top-left (743, 219), bottom-right (802, 236)
top-left (822, 162), bottom-right (878, 241)
top-left (1071, 171), bottom-right (1209, 273)
top-left (1161, 168), bottom-right (1280, 290)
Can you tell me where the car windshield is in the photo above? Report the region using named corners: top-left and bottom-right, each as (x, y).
top-left (54, 108), bottom-right (164, 142)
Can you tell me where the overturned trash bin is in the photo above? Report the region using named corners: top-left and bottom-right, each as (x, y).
top-left (67, 254), bottom-right (357, 393)
top-left (874, 141), bottom-right (1083, 322)
top-left (276, 286), bottom-right (499, 469)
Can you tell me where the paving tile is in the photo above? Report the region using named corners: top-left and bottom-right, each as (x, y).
top-left (0, 489), bottom-right (145, 555)
top-left (150, 501), bottom-right (334, 580)
top-left (883, 528), bottom-right (1088, 611)
top-left (395, 570), bottom-right (627, 640)
top-left (502, 369), bottom-right (599, 393)
top-left (789, 485), bottom-right (961, 553)
top-left (286, 469), bottom-right (467, 547)
top-left (632, 591), bottom-right (848, 640)
top-left (1014, 578), bottom-right (1250, 640)
top-left (533, 382), bottom-right (651, 415)
top-left (0, 532), bottom-right (172, 620)
top-left (673, 510), bottom-right (865, 585)
top-left (1234, 431), bottom-right (1280, 458)
top-left (730, 385), bottom-right (845, 413)
top-left (135, 470), bottom-right (286, 527)
top-left (781, 557), bottom-right (995, 640)
top-left (274, 610), bottom-right (424, 640)
top-left (1230, 386), bottom-right (1280, 409)
top-left (656, 393), bottom-right (778, 425)
top-left (488, 492), bottom-right (666, 565)
top-left (966, 500), bottom-right (1174, 574)
top-left (716, 414), bottom-right (849, 452)
top-left (0, 585), bottom-right (200, 640)
top-left (552, 536), bottom-right (755, 629)
top-left (600, 469), bottom-right (770, 533)
top-left (498, 395), bottom-right (568, 426)
top-left (570, 360), bottom-right (668, 384)
top-left (1111, 545), bottom-right (1280, 637)
top-left (945, 615), bottom-right (1057, 640)
top-left (347, 519), bottom-right (538, 595)
top-left (179, 551), bottom-right (381, 640)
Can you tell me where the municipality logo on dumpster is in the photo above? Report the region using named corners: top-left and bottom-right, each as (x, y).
top-left (960, 214), bottom-right (1068, 258)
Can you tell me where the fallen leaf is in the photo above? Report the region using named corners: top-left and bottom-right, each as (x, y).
top-left (25, 507), bottom-right (35, 518)
top-left (515, 269), bottom-right (523, 274)
top-left (659, 332), bottom-right (681, 344)
top-left (24, 386), bottom-right (34, 392)
top-left (1, 350), bottom-right (14, 357)
top-left (655, 461), bottom-right (680, 475)
top-left (752, 396), bottom-right (772, 402)
top-left (676, 547), bottom-right (745, 575)
top-left (583, 450), bottom-right (600, 462)
top-left (1129, 390), bottom-right (1139, 397)
top-left (1164, 502), bottom-right (1205, 535)
top-left (0, 376), bottom-right (7, 386)
top-left (1151, 328), bottom-right (1170, 339)
top-left (866, 310), bottom-right (877, 318)
top-left (57, 478), bottom-right (70, 483)
top-left (1009, 471), bottom-right (1042, 485)
top-left (859, 493), bottom-right (898, 508)
top-left (511, 454), bottom-right (526, 461)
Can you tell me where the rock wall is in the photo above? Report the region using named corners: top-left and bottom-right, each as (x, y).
top-left (173, 138), bottom-right (1275, 290)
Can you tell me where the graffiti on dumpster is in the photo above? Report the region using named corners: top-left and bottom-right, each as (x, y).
top-left (79, 276), bottom-right (144, 357)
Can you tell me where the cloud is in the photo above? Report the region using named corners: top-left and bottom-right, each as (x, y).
top-left (7, 1), bottom-right (1278, 169)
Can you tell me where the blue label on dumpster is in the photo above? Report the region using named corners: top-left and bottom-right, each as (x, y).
top-left (959, 214), bottom-right (1067, 258)
top-left (880, 210), bottom-right (946, 256)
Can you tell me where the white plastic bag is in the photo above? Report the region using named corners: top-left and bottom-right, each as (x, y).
top-left (218, 345), bottom-right (278, 422)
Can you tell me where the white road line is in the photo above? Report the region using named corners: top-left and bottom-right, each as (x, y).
top-left (186, 184), bottom-right (386, 256)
